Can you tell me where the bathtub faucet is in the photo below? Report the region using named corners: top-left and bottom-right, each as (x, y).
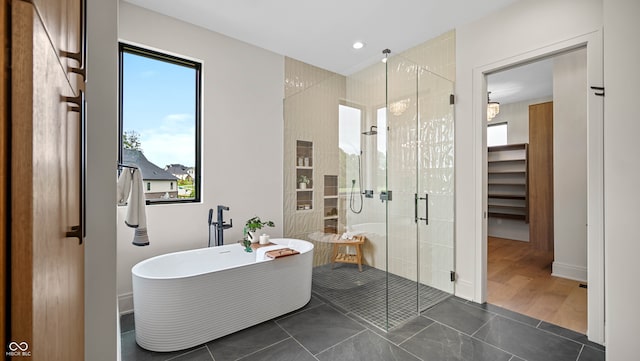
top-left (208, 205), bottom-right (232, 247)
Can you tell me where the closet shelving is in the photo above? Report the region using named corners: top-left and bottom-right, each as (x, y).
top-left (487, 143), bottom-right (529, 222)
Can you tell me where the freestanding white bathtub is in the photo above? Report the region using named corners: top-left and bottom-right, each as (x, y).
top-left (132, 238), bottom-right (313, 352)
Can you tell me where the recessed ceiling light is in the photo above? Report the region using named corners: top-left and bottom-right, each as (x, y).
top-left (352, 42), bottom-right (364, 50)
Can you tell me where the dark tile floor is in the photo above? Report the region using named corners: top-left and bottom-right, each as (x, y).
top-left (120, 296), bottom-right (605, 361)
top-left (312, 264), bottom-right (451, 330)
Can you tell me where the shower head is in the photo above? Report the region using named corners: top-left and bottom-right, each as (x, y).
top-left (362, 125), bottom-right (378, 136)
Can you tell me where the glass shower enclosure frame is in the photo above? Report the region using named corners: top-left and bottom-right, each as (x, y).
top-left (283, 52), bottom-right (455, 332)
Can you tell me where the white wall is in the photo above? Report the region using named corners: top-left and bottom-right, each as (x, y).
top-left (552, 48), bottom-right (588, 282)
top-left (455, 0), bottom-right (602, 301)
top-left (117, 2), bottom-right (284, 312)
top-left (603, 0), bottom-right (640, 358)
top-left (489, 96), bottom-right (553, 145)
top-left (85, 0), bottom-right (118, 359)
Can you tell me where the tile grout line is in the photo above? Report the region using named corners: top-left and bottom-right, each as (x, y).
top-left (433, 320), bottom-right (520, 359)
top-left (574, 344), bottom-right (585, 361)
top-left (343, 312), bottom-right (378, 331)
top-left (388, 321), bottom-right (433, 347)
top-left (399, 319), bottom-right (439, 347)
top-left (313, 328), bottom-right (369, 357)
top-left (234, 337), bottom-right (292, 361)
top-left (471, 313), bottom-right (497, 337)
top-left (492, 314), bottom-right (589, 350)
top-left (164, 346), bottom-right (207, 361)
top-left (464, 302), bottom-right (539, 328)
top-left (396, 342), bottom-right (427, 361)
top-left (465, 302), bottom-right (597, 349)
top-left (533, 319), bottom-right (597, 348)
top-left (275, 298), bottom-right (326, 322)
top-left (467, 301), bottom-right (599, 349)
top-left (342, 310), bottom-right (432, 351)
top-left (273, 320), bottom-right (321, 361)
top-left (205, 345), bottom-right (216, 361)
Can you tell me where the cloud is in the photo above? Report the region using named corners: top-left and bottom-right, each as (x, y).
top-left (140, 129), bottom-right (196, 167)
top-left (139, 70), bottom-right (156, 78)
top-left (163, 113), bottom-right (193, 123)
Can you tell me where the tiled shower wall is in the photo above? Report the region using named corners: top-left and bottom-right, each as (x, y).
top-left (284, 31), bottom-right (456, 293)
top-left (284, 58), bottom-right (346, 266)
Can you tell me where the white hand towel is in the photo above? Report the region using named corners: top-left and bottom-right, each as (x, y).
top-left (116, 169), bottom-right (132, 206)
top-left (124, 169), bottom-right (149, 246)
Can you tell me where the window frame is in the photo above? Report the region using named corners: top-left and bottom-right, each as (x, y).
top-left (118, 42), bottom-right (202, 204)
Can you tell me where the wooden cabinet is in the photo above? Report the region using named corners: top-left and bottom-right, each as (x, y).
top-left (487, 144), bottom-right (529, 222)
top-left (529, 101), bottom-right (554, 251)
top-left (31, 0), bottom-right (84, 93)
top-left (1, 0), bottom-right (7, 349)
top-left (9, 1), bottom-right (84, 360)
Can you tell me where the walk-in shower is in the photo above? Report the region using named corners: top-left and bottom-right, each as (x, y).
top-left (284, 43), bottom-right (455, 331)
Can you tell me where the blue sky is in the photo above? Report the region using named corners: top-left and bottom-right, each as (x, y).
top-left (122, 52), bottom-right (196, 168)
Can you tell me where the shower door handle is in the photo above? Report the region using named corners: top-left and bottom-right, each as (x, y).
top-left (416, 193), bottom-right (429, 225)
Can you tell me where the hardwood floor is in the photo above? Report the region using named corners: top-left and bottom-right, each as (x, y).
top-left (487, 237), bottom-right (587, 334)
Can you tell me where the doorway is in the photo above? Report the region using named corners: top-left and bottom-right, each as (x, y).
top-left (485, 48), bottom-right (589, 333)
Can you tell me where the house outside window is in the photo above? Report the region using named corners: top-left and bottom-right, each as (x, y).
top-left (146, 182), bottom-right (151, 191)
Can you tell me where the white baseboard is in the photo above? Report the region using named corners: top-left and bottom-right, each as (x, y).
top-left (552, 261), bottom-right (587, 283)
top-left (118, 292), bottom-right (134, 315)
top-left (454, 279), bottom-right (475, 302)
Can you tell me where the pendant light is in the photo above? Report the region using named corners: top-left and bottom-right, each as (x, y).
top-left (487, 91), bottom-right (500, 121)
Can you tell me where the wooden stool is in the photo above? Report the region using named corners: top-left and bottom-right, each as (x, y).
top-left (331, 235), bottom-right (366, 272)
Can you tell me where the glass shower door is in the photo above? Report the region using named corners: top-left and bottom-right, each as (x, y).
top-left (417, 69), bottom-right (455, 309)
top-left (384, 55), bottom-right (420, 329)
top-left (384, 56), bottom-right (455, 330)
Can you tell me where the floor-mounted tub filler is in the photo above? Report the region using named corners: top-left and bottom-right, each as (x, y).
top-left (132, 238), bottom-right (314, 352)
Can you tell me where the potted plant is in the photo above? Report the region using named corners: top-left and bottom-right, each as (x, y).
top-left (298, 175), bottom-right (311, 189)
top-left (241, 238), bottom-right (253, 252)
top-left (244, 216), bottom-right (275, 243)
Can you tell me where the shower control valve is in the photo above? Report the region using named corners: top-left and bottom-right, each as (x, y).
top-left (363, 190), bottom-right (374, 198)
top-left (380, 190), bottom-right (392, 202)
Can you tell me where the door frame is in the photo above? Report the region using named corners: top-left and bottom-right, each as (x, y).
top-left (474, 30), bottom-right (604, 344)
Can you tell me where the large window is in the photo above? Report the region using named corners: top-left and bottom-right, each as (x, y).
top-left (119, 43), bottom-right (201, 203)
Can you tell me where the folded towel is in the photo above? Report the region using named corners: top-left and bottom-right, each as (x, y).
top-left (340, 231), bottom-right (364, 240)
top-left (118, 168), bottom-right (149, 246)
top-left (266, 247), bottom-right (300, 259)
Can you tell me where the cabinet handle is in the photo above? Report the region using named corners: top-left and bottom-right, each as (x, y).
top-left (60, 0), bottom-right (86, 82)
top-left (62, 91), bottom-right (86, 244)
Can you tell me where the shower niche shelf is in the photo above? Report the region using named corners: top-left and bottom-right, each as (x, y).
top-left (323, 175), bottom-right (339, 233)
top-left (296, 140), bottom-right (313, 211)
